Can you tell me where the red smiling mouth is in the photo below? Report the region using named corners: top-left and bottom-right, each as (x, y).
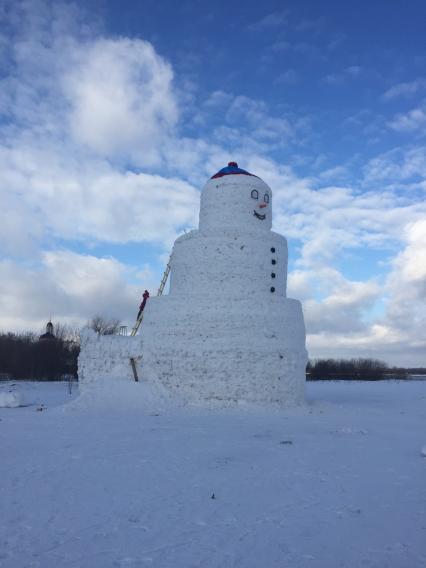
top-left (254, 210), bottom-right (266, 220)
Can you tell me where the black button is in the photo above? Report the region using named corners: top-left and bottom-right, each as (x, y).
top-left (271, 273), bottom-right (276, 278)
top-left (270, 287), bottom-right (275, 293)
top-left (271, 247), bottom-right (275, 253)
top-left (271, 259), bottom-right (276, 265)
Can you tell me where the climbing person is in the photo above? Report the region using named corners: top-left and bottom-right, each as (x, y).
top-left (137, 290), bottom-right (150, 320)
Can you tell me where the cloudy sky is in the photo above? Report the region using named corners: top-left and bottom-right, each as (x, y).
top-left (0, 0), bottom-right (425, 365)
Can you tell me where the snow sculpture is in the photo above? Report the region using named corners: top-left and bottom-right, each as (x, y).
top-left (79, 162), bottom-right (307, 406)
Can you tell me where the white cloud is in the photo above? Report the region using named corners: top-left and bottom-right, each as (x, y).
top-left (203, 90), bottom-right (234, 108)
top-left (322, 65), bottom-right (362, 86)
top-left (382, 79), bottom-right (426, 101)
top-left (248, 10), bottom-right (289, 32)
top-left (64, 38), bottom-right (178, 165)
top-left (290, 222), bottom-right (426, 365)
top-left (363, 146), bottom-right (426, 186)
top-left (268, 40), bottom-right (291, 52)
top-left (0, 142), bottom-right (199, 252)
top-left (385, 219), bottom-right (426, 329)
top-left (201, 93), bottom-right (311, 157)
top-left (387, 103), bottom-right (426, 133)
top-left (0, 191), bottom-right (44, 256)
top-left (274, 69), bottom-right (299, 85)
top-left (346, 65), bottom-right (362, 76)
top-left (293, 42), bottom-right (325, 60)
top-left (322, 73), bottom-right (343, 85)
top-left (288, 267), bottom-right (380, 335)
top-left (318, 165), bottom-right (348, 181)
top-left (304, 271), bottom-right (380, 334)
top-left (0, 250), bottom-right (157, 332)
top-left (326, 33), bottom-right (346, 51)
top-left (287, 270), bottom-right (313, 301)
top-left (394, 220), bottom-right (426, 288)
top-left (294, 17), bottom-right (324, 32)
top-left (225, 96), bottom-right (294, 140)
top-left (0, 2), bottom-right (198, 257)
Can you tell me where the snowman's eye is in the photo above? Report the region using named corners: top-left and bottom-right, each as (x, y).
top-left (251, 190), bottom-right (259, 199)
top-left (264, 194), bottom-right (269, 203)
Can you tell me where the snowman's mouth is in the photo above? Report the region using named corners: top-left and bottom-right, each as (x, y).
top-left (254, 210), bottom-right (266, 220)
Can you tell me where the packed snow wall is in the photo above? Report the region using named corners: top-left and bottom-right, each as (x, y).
top-left (78, 162), bottom-right (308, 406)
top-left (78, 330), bottom-right (142, 391)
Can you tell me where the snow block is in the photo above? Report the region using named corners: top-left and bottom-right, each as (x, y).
top-left (78, 329), bottom-right (142, 390)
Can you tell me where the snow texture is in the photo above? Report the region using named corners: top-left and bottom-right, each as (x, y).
top-left (78, 170), bottom-right (307, 405)
top-left (1, 380), bottom-right (425, 567)
top-left (0, 390), bottom-right (22, 408)
top-left (78, 329), bottom-right (141, 387)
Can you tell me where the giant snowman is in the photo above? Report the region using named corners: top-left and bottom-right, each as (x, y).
top-left (79, 162), bottom-right (308, 406)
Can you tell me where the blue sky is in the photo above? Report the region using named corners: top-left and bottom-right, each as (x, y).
top-left (0, 0), bottom-right (425, 365)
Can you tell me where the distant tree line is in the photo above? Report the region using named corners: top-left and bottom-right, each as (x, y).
top-left (0, 316), bottom-right (122, 381)
top-left (1, 317), bottom-right (424, 382)
top-left (0, 328), bottom-right (79, 381)
top-left (306, 358), bottom-right (413, 381)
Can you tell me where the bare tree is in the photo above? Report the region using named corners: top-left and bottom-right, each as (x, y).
top-left (87, 315), bottom-right (121, 336)
top-left (53, 322), bottom-right (69, 341)
top-left (53, 322), bottom-right (81, 344)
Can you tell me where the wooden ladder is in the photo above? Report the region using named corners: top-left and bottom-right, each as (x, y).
top-left (130, 311), bottom-right (145, 337)
top-left (157, 257), bottom-right (172, 296)
top-left (129, 254), bottom-right (172, 380)
top-left (130, 254), bottom-right (172, 337)
top-left (129, 254), bottom-right (172, 381)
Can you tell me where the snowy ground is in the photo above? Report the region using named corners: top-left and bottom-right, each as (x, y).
top-left (0, 380), bottom-right (425, 568)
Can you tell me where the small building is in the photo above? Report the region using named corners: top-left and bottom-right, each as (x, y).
top-left (39, 321), bottom-right (55, 341)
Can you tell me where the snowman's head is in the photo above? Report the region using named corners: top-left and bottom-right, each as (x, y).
top-left (199, 162), bottom-right (272, 234)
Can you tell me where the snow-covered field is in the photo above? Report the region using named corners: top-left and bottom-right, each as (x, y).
top-left (0, 380), bottom-right (425, 568)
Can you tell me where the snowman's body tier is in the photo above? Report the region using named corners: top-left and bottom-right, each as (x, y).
top-left (140, 294), bottom-right (306, 405)
top-left (169, 229), bottom-right (288, 298)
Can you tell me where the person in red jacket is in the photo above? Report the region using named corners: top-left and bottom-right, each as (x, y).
top-left (137, 290), bottom-right (150, 320)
